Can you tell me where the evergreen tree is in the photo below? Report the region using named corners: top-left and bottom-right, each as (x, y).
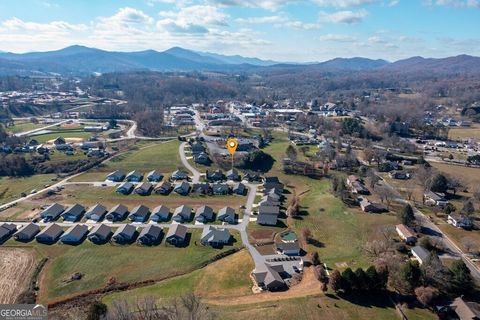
top-left (450, 260), bottom-right (473, 294)
top-left (398, 204), bottom-right (415, 227)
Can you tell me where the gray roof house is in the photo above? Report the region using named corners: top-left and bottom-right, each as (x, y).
top-left (40, 203), bottom-right (65, 222)
top-left (173, 205), bottom-right (192, 223)
top-left (61, 225), bottom-right (89, 245)
top-left (0, 223), bottom-right (17, 242)
top-left (137, 225), bottom-right (162, 245)
top-left (207, 170), bottom-right (225, 182)
top-left (257, 212), bottom-right (278, 226)
top-left (14, 223), bottom-right (40, 242)
top-left (134, 182), bottom-right (153, 196)
top-left (154, 181), bottom-right (172, 195)
top-left (147, 170), bottom-right (163, 182)
top-left (126, 170), bottom-right (143, 182)
top-left (151, 205), bottom-right (170, 222)
top-left (174, 181), bottom-right (190, 196)
top-left (192, 183), bottom-right (211, 195)
top-left (212, 183), bottom-right (230, 195)
top-left (88, 224), bottom-right (113, 244)
top-left (226, 169), bottom-right (241, 181)
top-left (195, 206), bottom-right (214, 223)
top-left (106, 204), bottom-right (129, 222)
top-left (233, 182), bottom-right (246, 195)
top-left (259, 205), bottom-right (280, 215)
top-left (116, 182), bottom-right (134, 195)
top-left (171, 170), bottom-right (189, 181)
top-left (264, 177), bottom-right (284, 193)
top-left (259, 196), bottom-right (279, 207)
top-left (218, 207), bottom-right (236, 224)
top-left (193, 152), bottom-right (210, 165)
top-left (275, 242), bottom-right (301, 256)
top-left (166, 224), bottom-right (188, 246)
top-left (36, 223), bottom-right (64, 244)
top-left (411, 246), bottom-right (431, 265)
top-left (128, 205), bottom-right (151, 222)
top-left (85, 204), bottom-right (107, 221)
top-left (62, 204), bottom-right (86, 222)
top-left (252, 263), bottom-right (286, 291)
top-left (200, 226), bottom-right (231, 247)
top-left (106, 170), bottom-right (125, 182)
top-left (112, 224), bottom-right (138, 244)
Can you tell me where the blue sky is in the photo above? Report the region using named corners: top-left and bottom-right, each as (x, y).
top-left (0, 0), bottom-right (479, 61)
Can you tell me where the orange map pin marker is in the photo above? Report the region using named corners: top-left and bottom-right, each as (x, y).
top-left (226, 138), bottom-right (238, 155)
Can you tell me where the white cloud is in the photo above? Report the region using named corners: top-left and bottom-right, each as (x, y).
top-left (318, 33), bottom-right (357, 41)
top-left (319, 9), bottom-right (368, 23)
top-left (236, 15), bottom-right (320, 29)
top-left (211, 0), bottom-right (293, 10)
top-left (424, 0), bottom-right (480, 7)
top-left (313, 0), bottom-right (376, 7)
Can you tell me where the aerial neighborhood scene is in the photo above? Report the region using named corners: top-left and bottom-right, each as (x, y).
top-left (0, 1), bottom-right (480, 319)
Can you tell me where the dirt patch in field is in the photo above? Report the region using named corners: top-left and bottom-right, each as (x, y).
top-left (249, 229), bottom-right (276, 242)
top-left (0, 248), bottom-right (37, 303)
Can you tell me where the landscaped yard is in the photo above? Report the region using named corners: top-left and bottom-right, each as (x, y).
top-left (71, 140), bottom-right (183, 182)
top-left (3, 229), bottom-right (242, 302)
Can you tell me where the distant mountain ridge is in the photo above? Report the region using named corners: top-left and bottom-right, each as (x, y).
top-left (0, 45), bottom-right (479, 76)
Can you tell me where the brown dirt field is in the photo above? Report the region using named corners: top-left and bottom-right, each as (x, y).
top-left (46, 137), bottom-right (84, 144)
top-left (205, 267), bottom-right (322, 306)
top-left (0, 248), bottom-right (37, 303)
top-left (249, 229), bottom-right (276, 241)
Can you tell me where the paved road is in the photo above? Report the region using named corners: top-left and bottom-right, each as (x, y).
top-left (379, 178), bottom-right (480, 282)
top-left (179, 142), bottom-right (201, 183)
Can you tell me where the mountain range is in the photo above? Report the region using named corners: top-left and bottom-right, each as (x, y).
top-left (0, 45), bottom-right (479, 76)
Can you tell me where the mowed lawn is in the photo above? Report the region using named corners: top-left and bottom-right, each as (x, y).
top-left (102, 249), bottom-right (254, 305)
top-left (32, 131), bottom-right (93, 143)
top-left (430, 162), bottom-right (480, 191)
top-left (5, 121), bottom-right (46, 134)
top-left (3, 229), bottom-right (242, 302)
top-left (71, 140), bottom-right (183, 182)
top-left (0, 174), bottom-right (57, 205)
top-left (449, 123), bottom-right (480, 140)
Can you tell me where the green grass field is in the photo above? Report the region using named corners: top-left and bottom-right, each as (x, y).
top-left (71, 140), bottom-right (183, 182)
top-left (449, 123), bottom-right (480, 140)
top-left (0, 174), bottom-right (57, 205)
top-left (5, 121), bottom-right (46, 134)
top-left (31, 131), bottom-right (93, 143)
top-left (4, 229), bottom-right (241, 302)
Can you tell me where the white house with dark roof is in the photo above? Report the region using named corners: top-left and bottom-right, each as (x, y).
top-left (200, 226), bottom-right (231, 247)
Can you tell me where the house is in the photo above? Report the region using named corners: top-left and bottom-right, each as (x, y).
top-left (14, 223), bottom-right (40, 242)
top-left (207, 170), bottom-right (225, 182)
top-left (61, 225), bottom-right (89, 245)
top-left (36, 224), bottom-right (64, 244)
top-left (62, 204), bottom-right (85, 222)
top-left (173, 205), bottom-right (192, 222)
top-left (389, 171), bottom-right (411, 180)
top-left (154, 181), bottom-right (172, 195)
top-left (54, 137), bottom-right (66, 145)
top-left (226, 169), bottom-right (241, 181)
top-left (0, 223), bottom-right (17, 242)
top-left (233, 182), bottom-right (246, 195)
top-left (174, 181), bottom-right (190, 196)
top-left (244, 172), bottom-right (262, 182)
top-left (116, 182), bottom-right (134, 195)
top-left (411, 246), bottom-right (431, 265)
top-left (134, 182), bottom-right (153, 196)
top-left (171, 170), bottom-right (189, 181)
top-left (195, 206), bottom-right (214, 223)
top-left (264, 190), bottom-right (281, 202)
top-left (137, 225), bottom-right (162, 245)
top-left (379, 161), bottom-right (402, 172)
top-left (192, 183), bottom-right (211, 195)
top-left (396, 224), bottom-right (417, 244)
top-left (151, 205), bottom-right (170, 222)
top-left (424, 191), bottom-right (449, 207)
top-left (190, 142), bottom-right (205, 154)
top-left (360, 199), bottom-right (388, 213)
top-left (85, 204), bottom-right (107, 221)
top-left (40, 203), bottom-right (65, 222)
top-left (106, 170), bottom-right (125, 182)
top-left (128, 205), bottom-right (151, 222)
top-left (218, 207), bottom-right (236, 224)
top-left (212, 183), bottom-right (230, 195)
top-left (257, 212), bottom-right (278, 226)
top-left (126, 170), bottom-right (143, 182)
top-left (346, 175), bottom-right (370, 195)
top-left (200, 226), bottom-right (231, 247)
top-left (88, 224), bottom-right (113, 244)
top-left (193, 152), bottom-right (210, 165)
top-left (259, 195), bottom-right (279, 207)
top-left (259, 205), bottom-right (280, 215)
top-left (106, 204), bottom-right (129, 221)
top-left (449, 297), bottom-right (480, 320)
top-left (147, 170), bottom-right (163, 182)
top-left (448, 214), bottom-right (473, 230)
top-left (264, 176), bottom-right (284, 193)
top-left (275, 242), bottom-right (301, 256)
top-left (112, 224), bottom-right (138, 244)
top-left (252, 263), bottom-right (286, 291)
top-left (165, 224), bottom-right (188, 246)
